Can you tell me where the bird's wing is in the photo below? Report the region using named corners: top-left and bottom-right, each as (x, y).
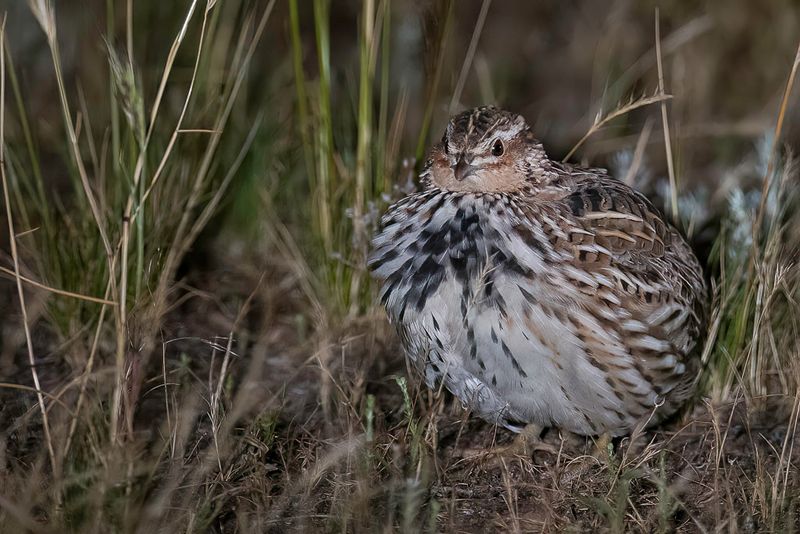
top-left (561, 177), bottom-right (705, 303)
top-left (531, 174), bottom-right (707, 410)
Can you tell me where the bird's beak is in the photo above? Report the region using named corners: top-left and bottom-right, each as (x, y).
top-left (452, 155), bottom-right (477, 182)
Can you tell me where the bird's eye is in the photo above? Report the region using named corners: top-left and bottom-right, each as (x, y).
top-left (491, 138), bottom-right (504, 157)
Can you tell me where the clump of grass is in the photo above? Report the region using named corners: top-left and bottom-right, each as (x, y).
top-left (287, 0), bottom-right (454, 316)
top-left (702, 41), bottom-right (800, 401)
top-left (289, 0), bottom-right (377, 314)
top-left (1, 0), bottom-right (279, 527)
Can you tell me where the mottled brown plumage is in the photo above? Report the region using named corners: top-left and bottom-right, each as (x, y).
top-left (369, 106), bottom-right (707, 436)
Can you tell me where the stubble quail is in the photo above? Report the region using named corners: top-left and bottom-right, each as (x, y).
top-left (369, 106), bottom-right (707, 437)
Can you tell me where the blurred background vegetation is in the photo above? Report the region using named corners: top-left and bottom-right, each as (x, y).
top-left (0, 0), bottom-right (798, 531)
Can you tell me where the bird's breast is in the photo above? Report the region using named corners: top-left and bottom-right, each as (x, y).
top-left (369, 191), bottom-right (557, 325)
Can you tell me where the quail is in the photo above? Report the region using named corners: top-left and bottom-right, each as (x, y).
top-left (369, 106), bottom-right (707, 437)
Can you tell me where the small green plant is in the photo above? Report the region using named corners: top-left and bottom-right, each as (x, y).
top-left (589, 467), bottom-right (643, 533)
top-left (655, 453), bottom-right (679, 533)
top-left (395, 376), bottom-right (424, 469)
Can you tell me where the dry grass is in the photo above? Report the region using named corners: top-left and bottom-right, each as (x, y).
top-left (0, 1), bottom-right (799, 532)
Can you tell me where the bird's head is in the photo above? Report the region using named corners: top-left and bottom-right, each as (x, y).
top-left (425, 106), bottom-right (551, 193)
